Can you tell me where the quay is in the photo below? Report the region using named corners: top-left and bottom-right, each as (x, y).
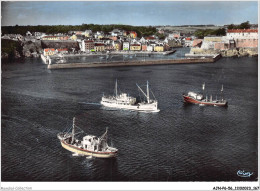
top-left (47, 54), bottom-right (221, 69)
top-left (50, 50), bottom-right (176, 58)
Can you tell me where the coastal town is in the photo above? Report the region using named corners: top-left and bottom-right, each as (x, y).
top-left (2, 1), bottom-right (258, 190)
top-left (1, 23), bottom-right (258, 63)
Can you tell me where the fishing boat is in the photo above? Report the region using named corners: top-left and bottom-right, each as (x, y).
top-left (183, 83), bottom-right (228, 107)
top-left (101, 80), bottom-right (159, 112)
top-left (57, 118), bottom-right (118, 158)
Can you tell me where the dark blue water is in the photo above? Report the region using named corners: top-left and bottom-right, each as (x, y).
top-left (1, 55), bottom-right (258, 181)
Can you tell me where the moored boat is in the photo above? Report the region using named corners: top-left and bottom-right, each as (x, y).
top-left (57, 118), bottom-right (118, 158)
top-left (183, 83), bottom-right (228, 107)
top-left (101, 80), bottom-right (159, 112)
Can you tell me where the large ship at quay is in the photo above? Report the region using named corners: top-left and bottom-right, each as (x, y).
top-left (183, 83), bottom-right (228, 107)
top-left (101, 80), bottom-right (160, 112)
top-left (57, 118), bottom-right (118, 158)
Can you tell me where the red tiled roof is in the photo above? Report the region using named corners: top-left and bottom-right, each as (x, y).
top-left (227, 29), bottom-right (258, 33)
top-left (57, 48), bottom-right (68, 51)
top-left (44, 48), bottom-right (55, 52)
top-left (95, 43), bottom-right (105, 46)
top-left (146, 37), bottom-right (155, 40)
top-left (185, 37), bottom-right (192, 40)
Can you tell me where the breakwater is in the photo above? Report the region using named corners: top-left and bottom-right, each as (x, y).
top-left (47, 54), bottom-right (221, 69)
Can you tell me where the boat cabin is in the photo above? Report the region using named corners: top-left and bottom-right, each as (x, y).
top-left (188, 92), bottom-right (203, 100)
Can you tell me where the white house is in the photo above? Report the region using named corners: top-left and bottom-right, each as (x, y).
top-left (123, 41), bottom-right (130, 50)
top-left (147, 45), bottom-right (154, 52)
top-left (226, 29), bottom-right (258, 39)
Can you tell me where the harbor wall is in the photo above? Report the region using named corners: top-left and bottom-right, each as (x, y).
top-left (190, 47), bottom-right (258, 57)
top-left (48, 56), bottom-right (220, 69)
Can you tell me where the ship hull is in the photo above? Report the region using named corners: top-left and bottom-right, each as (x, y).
top-left (60, 141), bottom-right (117, 158)
top-left (101, 101), bottom-right (159, 112)
top-left (183, 95), bottom-right (228, 107)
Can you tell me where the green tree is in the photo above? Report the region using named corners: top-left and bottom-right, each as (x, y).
top-left (239, 21), bottom-right (250, 29)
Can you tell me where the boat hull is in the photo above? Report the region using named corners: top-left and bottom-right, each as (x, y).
top-left (60, 141), bottom-right (117, 158)
top-left (101, 101), bottom-right (160, 112)
top-left (183, 95), bottom-right (228, 107)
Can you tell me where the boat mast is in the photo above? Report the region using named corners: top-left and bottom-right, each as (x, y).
top-left (147, 81), bottom-right (150, 103)
top-left (72, 117), bottom-right (75, 144)
top-left (221, 85), bottom-right (224, 102)
top-left (136, 83), bottom-right (148, 102)
top-left (202, 82), bottom-right (205, 95)
top-left (115, 79), bottom-right (118, 97)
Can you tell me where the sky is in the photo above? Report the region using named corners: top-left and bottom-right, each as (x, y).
top-left (1, 1), bottom-right (258, 26)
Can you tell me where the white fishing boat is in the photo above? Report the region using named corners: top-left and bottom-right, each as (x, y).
top-left (57, 118), bottom-right (118, 158)
top-left (101, 80), bottom-right (159, 112)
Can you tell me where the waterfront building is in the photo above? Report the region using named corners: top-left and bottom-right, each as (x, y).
top-left (113, 41), bottom-right (122, 51)
top-left (130, 43), bottom-right (141, 51)
top-left (147, 45), bottom-right (154, 52)
top-left (85, 40), bottom-right (95, 51)
top-left (226, 29), bottom-right (258, 48)
top-left (200, 36), bottom-right (222, 49)
top-left (235, 39), bottom-right (258, 48)
top-left (94, 43), bottom-right (105, 52)
top-left (214, 41), bottom-right (232, 50)
top-left (123, 41), bottom-right (130, 51)
top-left (43, 48), bottom-right (56, 56)
top-left (141, 44), bottom-right (147, 51)
top-left (105, 44), bottom-right (114, 51)
top-left (154, 44), bottom-right (164, 52)
top-left (226, 29), bottom-right (258, 39)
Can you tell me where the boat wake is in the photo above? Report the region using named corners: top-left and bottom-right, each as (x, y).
top-left (72, 153), bottom-right (84, 157)
top-left (78, 102), bottom-right (101, 106)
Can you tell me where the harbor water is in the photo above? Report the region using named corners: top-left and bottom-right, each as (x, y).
top-left (1, 52), bottom-right (258, 181)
